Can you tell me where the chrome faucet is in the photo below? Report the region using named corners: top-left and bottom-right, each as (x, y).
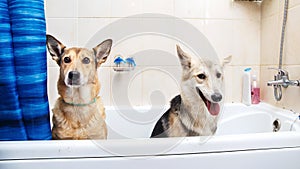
top-left (267, 68), bottom-right (300, 101)
top-left (267, 69), bottom-right (300, 88)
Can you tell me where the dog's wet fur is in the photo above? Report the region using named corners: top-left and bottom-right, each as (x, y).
top-left (151, 45), bottom-right (231, 138)
top-left (46, 35), bottom-right (112, 139)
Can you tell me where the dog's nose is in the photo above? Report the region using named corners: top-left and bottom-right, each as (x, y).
top-left (211, 93), bottom-right (222, 102)
top-left (68, 71), bottom-right (80, 80)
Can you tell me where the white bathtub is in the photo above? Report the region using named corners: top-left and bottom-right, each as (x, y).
top-left (1, 103), bottom-right (300, 169)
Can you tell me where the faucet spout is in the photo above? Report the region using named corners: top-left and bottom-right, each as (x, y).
top-left (267, 79), bottom-right (284, 86)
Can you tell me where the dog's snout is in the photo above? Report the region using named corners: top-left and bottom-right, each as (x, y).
top-left (211, 93), bottom-right (222, 102)
top-left (68, 71), bottom-right (80, 80)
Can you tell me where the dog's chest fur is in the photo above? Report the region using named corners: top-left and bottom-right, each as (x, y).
top-left (52, 96), bottom-right (107, 140)
top-left (155, 95), bottom-right (218, 137)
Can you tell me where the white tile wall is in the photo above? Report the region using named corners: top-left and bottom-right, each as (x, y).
top-left (232, 20), bottom-right (260, 65)
top-left (202, 0), bottom-right (233, 19)
top-left (45, 0), bottom-right (78, 18)
top-left (260, 15), bottom-right (280, 65)
top-left (78, 0), bottom-right (111, 17)
top-left (47, 67), bottom-right (60, 108)
top-left (203, 20), bottom-right (233, 62)
top-left (46, 18), bottom-right (78, 48)
top-left (45, 0), bottom-right (262, 108)
top-left (261, 0), bottom-right (279, 18)
top-left (110, 67), bottom-right (143, 106)
top-left (98, 67), bottom-right (112, 106)
top-left (142, 0), bottom-right (174, 15)
top-left (289, 0), bottom-right (300, 8)
top-left (284, 6), bottom-right (300, 65)
top-left (174, 0), bottom-right (205, 18)
top-left (110, 0), bottom-right (143, 17)
top-left (141, 66), bottom-right (181, 106)
top-left (77, 18), bottom-right (112, 47)
top-left (231, 1), bottom-right (261, 20)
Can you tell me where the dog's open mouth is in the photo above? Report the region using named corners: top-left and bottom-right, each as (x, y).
top-left (196, 88), bottom-right (220, 116)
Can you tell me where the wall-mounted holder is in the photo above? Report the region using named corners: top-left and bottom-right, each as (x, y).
top-left (113, 55), bottom-right (136, 72)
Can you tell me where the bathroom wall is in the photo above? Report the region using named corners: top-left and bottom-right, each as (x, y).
top-left (45, 0), bottom-right (261, 108)
top-left (261, 0), bottom-right (300, 112)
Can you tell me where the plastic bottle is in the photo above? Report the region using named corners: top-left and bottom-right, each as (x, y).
top-left (242, 68), bottom-right (251, 106)
top-left (251, 75), bottom-right (260, 104)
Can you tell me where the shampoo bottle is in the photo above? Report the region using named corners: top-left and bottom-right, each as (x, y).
top-left (242, 68), bottom-right (251, 106)
top-left (251, 74), bottom-right (260, 104)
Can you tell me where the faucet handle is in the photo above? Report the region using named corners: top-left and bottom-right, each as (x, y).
top-left (268, 67), bottom-right (288, 76)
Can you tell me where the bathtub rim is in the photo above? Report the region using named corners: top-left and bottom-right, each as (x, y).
top-left (1, 131), bottom-right (300, 161)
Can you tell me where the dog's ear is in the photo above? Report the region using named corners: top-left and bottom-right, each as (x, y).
top-left (221, 55), bottom-right (232, 68)
top-left (93, 39), bottom-right (112, 67)
top-left (176, 44), bottom-right (191, 69)
top-left (46, 35), bottom-right (66, 65)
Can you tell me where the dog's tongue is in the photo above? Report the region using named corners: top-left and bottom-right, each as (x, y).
top-left (206, 101), bottom-right (220, 116)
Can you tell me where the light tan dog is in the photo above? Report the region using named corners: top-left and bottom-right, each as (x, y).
top-left (151, 45), bottom-right (231, 138)
top-left (46, 35), bottom-right (112, 140)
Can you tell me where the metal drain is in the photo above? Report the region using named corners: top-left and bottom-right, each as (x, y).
top-left (273, 119), bottom-right (281, 132)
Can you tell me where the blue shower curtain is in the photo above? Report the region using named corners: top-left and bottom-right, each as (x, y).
top-left (0, 0), bottom-right (51, 140)
top-left (0, 0), bottom-right (27, 140)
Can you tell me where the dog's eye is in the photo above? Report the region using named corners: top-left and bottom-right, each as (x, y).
top-left (216, 72), bottom-right (222, 78)
top-left (64, 57), bottom-right (71, 63)
top-left (197, 73), bottom-right (206, 80)
top-left (82, 57), bottom-right (90, 64)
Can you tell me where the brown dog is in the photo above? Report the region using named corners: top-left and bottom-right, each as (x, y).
top-left (46, 35), bottom-right (112, 139)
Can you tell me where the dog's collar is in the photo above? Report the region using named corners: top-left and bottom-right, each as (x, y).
top-left (63, 98), bottom-right (97, 107)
